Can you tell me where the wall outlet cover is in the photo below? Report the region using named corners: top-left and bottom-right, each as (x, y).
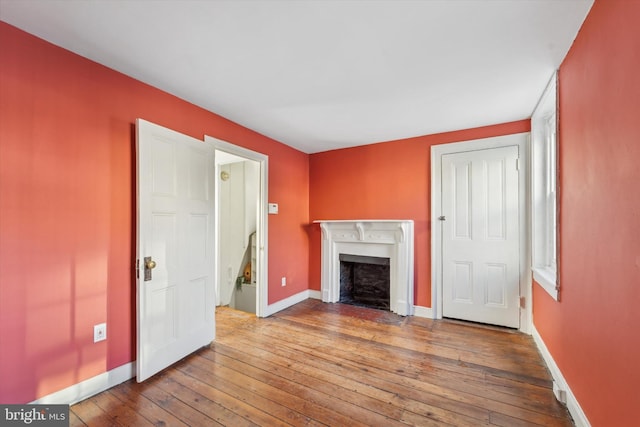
top-left (94, 323), bottom-right (107, 343)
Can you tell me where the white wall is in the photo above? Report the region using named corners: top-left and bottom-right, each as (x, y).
top-left (217, 160), bottom-right (259, 309)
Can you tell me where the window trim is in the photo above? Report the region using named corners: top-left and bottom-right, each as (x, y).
top-left (531, 72), bottom-right (559, 301)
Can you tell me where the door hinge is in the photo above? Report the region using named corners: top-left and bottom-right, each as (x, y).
top-left (519, 296), bottom-right (526, 308)
top-left (135, 259), bottom-right (139, 279)
top-left (516, 158), bottom-right (520, 170)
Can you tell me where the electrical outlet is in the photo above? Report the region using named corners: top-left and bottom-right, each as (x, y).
top-left (281, 277), bottom-right (286, 287)
top-left (94, 323), bottom-right (107, 343)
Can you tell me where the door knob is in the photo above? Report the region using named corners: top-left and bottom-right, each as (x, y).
top-left (143, 256), bottom-right (156, 281)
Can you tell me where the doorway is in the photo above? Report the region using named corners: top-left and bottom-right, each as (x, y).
top-left (206, 136), bottom-right (269, 317)
top-left (216, 151), bottom-right (259, 313)
top-left (431, 133), bottom-right (531, 332)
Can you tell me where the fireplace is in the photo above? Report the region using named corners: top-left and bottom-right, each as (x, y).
top-left (339, 254), bottom-right (390, 310)
top-left (315, 220), bottom-right (414, 316)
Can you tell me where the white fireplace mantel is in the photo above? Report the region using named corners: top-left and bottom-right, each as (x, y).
top-left (314, 220), bottom-right (414, 316)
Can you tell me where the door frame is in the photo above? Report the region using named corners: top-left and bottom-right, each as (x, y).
top-left (431, 133), bottom-right (531, 332)
top-left (205, 135), bottom-right (269, 318)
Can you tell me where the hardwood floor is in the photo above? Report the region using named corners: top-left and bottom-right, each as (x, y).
top-left (71, 299), bottom-right (573, 426)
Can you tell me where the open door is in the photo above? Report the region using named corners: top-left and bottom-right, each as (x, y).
top-left (136, 119), bottom-right (216, 382)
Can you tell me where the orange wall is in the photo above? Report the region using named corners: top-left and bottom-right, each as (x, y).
top-left (309, 120), bottom-right (530, 307)
top-left (0, 22), bottom-right (309, 403)
top-left (533, 0), bottom-right (640, 425)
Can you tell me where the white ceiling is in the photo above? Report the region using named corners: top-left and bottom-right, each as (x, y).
top-left (0, 0), bottom-right (592, 153)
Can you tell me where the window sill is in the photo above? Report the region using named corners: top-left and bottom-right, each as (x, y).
top-left (533, 267), bottom-right (558, 301)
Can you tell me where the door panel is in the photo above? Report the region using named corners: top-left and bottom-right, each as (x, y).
top-left (452, 261), bottom-right (473, 302)
top-left (442, 146), bottom-right (520, 328)
top-left (486, 263), bottom-right (507, 306)
top-left (486, 158), bottom-right (507, 239)
top-left (453, 161), bottom-right (472, 239)
top-left (136, 119), bottom-right (215, 382)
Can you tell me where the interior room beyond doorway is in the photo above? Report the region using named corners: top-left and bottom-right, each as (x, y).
top-left (216, 150), bottom-right (260, 314)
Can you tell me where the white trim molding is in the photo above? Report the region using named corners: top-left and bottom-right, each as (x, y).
top-left (532, 326), bottom-right (590, 427)
top-left (531, 72), bottom-right (559, 301)
top-left (413, 305), bottom-right (434, 319)
top-left (205, 135), bottom-right (270, 318)
top-left (263, 289), bottom-right (317, 317)
top-left (533, 267), bottom-right (558, 300)
top-left (308, 290), bottom-right (322, 300)
top-left (31, 362), bottom-right (135, 406)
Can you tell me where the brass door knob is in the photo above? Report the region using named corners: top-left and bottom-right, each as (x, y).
top-left (145, 259), bottom-right (157, 269)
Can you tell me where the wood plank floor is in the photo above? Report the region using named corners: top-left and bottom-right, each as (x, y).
top-left (71, 299), bottom-right (573, 426)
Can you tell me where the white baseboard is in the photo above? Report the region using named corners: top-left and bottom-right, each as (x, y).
top-left (31, 362), bottom-right (135, 406)
top-left (413, 305), bottom-right (434, 319)
top-left (531, 325), bottom-right (590, 427)
top-left (308, 290), bottom-right (322, 300)
top-left (263, 289), bottom-right (317, 317)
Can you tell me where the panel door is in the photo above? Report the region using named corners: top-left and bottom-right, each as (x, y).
top-left (136, 119), bottom-right (215, 381)
top-left (442, 145), bottom-right (520, 328)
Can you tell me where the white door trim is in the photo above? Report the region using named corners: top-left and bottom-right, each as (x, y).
top-left (431, 133), bottom-right (531, 333)
top-left (204, 136), bottom-right (269, 318)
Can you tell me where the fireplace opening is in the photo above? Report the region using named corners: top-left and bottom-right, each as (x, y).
top-left (339, 254), bottom-right (390, 310)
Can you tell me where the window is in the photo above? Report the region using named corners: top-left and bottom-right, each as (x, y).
top-left (531, 72), bottom-right (559, 300)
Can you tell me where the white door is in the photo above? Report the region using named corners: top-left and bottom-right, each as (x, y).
top-left (441, 145), bottom-right (520, 328)
top-left (136, 119), bottom-right (216, 382)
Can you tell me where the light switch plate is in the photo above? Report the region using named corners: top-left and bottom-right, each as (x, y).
top-left (268, 203), bottom-right (278, 214)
